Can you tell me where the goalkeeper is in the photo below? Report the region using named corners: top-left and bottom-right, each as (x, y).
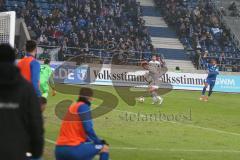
top-left (40, 59), bottom-right (56, 98)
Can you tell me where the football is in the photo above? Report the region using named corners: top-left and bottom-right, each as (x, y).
top-left (138, 96), bottom-right (145, 103)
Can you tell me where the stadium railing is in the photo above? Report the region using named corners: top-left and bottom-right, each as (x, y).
top-left (210, 0), bottom-right (240, 48)
top-left (34, 45), bottom-right (157, 66)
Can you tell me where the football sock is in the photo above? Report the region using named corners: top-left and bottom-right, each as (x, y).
top-left (100, 152), bottom-right (109, 160)
top-left (208, 85), bottom-right (214, 97)
top-left (202, 86), bottom-right (207, 95)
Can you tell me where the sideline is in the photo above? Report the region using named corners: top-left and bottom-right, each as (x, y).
top-left (114, 109), bottom-right (240, 137)
top-left (45, 138), bottom-right (240, 153)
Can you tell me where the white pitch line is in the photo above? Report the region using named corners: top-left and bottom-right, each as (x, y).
top-left (114, 109), bottom-right (240, 137)
top-left (45, 138), bottom-right (240, 153)
top-left (45, 138), bottom-right (55, 144)
top-left (110, 147), bottom-right (240, 153)
top-left (46, 109), bottom-right (240, 137)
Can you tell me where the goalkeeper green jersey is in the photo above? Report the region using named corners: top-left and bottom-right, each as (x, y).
top-left (40, 64), bottom-right (54, 97)
top-left (40, 64), bottom-right (52, 84)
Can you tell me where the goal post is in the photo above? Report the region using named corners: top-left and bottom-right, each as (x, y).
top-left (0, 11), bottom-right (16, 47)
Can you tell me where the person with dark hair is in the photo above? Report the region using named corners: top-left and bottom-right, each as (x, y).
top-left (146, 55), bottom-right (161, 84)
top-left (141, 55), bottom-right (164, 105)
top-left (18, 40), bottom-right (41, 96)
top-left (0, 44), bottom-right (44, 160)
top-left (55, 87), bottom-right (110, 160)
top-left (40, 58), bottom-right (56, 98)
top-left (175, 66), bottom-right (181, 72)
top-left (200, 54), bottom-right (219, 102)
top-left (25, 40), bottom-right (37, 53)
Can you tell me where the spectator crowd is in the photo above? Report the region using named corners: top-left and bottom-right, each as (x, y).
top-left (3, 0), bottom-right (240, 71)
top-left (154, 0), bottom-right (240, 72)
top-left (5, 0), bottom-right (154, 62)
top-left (228, 1), bottom-right (240, 17)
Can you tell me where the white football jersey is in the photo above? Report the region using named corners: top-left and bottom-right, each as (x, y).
top-left (148, 60), bottom-right (161, 73)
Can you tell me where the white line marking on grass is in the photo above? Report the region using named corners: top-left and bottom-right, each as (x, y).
top-left (45, 138), bottom-right (240, 153)
top-left (110, 147), bottom-right (240, 153)
top-left (45, 138), bottom-right (56, 144)
top-left (46, 109), bottom-right (240, 137)
top-left (114, 109), bottom-right (240, 137)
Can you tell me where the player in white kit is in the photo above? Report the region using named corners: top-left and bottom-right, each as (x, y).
top-left (141, 55), bottom-right (164, 105)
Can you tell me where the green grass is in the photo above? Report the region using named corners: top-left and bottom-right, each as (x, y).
top-left (44, 86), bottom-right (240, 160)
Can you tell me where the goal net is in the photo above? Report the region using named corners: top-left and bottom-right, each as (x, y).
top-left (0, 11), bottom-right (16, 47)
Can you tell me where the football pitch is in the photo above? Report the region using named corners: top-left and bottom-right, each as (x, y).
top-left (44, 86), bottom-right (240, 160)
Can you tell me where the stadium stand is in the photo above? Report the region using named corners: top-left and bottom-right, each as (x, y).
top-left (2, 0), bottom-right (240, 72)
top-left (137, 0), bottom-right (196, 72)
top-left (215, 0), bottom-right (240, 72)
top-left (4, 0), bottom-right (156, 64)
top-left (139, 0), bottom-right (187, 60)
top-left (154, 0), bottom-right (240, 72)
